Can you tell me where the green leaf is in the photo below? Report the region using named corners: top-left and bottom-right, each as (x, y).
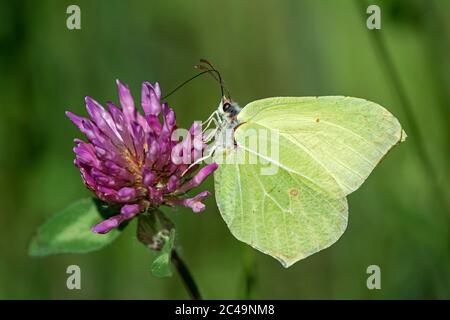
top-left (151, 229), bottom-right (175, 278)
top-left (28, 198), bottom-right (123, 257)
top-left (136, 210), bottom-right (176, 278)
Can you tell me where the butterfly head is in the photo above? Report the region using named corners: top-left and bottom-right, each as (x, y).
top-left (219, 97), bottom-right (241, 120)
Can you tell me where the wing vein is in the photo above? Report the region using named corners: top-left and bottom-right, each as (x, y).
top-left (281, 133), bottom-right (354, 190)
top-left (235, 164), bottom-right (246, 240)
top-left (288, 133), bottom-right (367, 180)
top-left (238, 144), bottom-right (332, 196)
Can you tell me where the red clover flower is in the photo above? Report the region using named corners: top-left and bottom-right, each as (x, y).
top-left (66, 80), bottom-right (217, 234)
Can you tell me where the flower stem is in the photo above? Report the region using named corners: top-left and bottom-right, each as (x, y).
top-left (171, 249), bottom-right (202, 300)
top-left (241, 244), bottom-right (256, 299)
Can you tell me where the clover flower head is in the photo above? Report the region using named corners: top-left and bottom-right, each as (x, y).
top-left (66, 80), bottom-right (217, 234)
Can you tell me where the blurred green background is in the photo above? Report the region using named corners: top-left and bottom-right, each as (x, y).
top-left (0, 0), bottom-right (449, 299)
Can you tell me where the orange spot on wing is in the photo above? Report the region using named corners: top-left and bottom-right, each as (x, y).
top-left (289, 188), bottom-right (299, 197)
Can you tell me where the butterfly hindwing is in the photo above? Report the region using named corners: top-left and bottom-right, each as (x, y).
top-left (214, 146), bottom-right (348, 267)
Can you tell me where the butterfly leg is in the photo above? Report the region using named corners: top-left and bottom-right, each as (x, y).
top-left (182, 145), bottom-right (218, 176)
top-left (202, 110), bottom-right (219, 131)
top-left (202, 117), bottom-right (217, 133)
top-left (203, 126), bottom-right (220, 143)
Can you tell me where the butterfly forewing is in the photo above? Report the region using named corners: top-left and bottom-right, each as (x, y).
top-left (237, 96), bottom-right (406, 197)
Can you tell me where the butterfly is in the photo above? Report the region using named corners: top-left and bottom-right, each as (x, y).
top-left (169, 60), bottom-right (407, 267)
top-left (205, 95), bottom-right (406, 267)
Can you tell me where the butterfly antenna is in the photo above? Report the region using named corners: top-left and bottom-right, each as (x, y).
top-left (197, 59), bottom-right (232, 99)
top-left (161, 60), bottom-right (231, 100)
top-left (194, 65), bottom-right (224, 97)
top-left (162, 70), bottom-right (215, 100)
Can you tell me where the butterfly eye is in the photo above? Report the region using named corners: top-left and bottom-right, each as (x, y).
top-left (223, 102), bottom-right (231, 112)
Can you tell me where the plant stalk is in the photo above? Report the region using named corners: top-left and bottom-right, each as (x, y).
top-left (171, 249), bottom-right (202, 300)
top-left (355, 0), bottom-right (450, 216)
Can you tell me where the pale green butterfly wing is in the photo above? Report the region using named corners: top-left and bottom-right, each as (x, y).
top-left (214, 147), bottom-right (348, 267)
top-left (236, 96), bottom-right (407, 198)
top-left (214, 96), bottom-right (406, 267)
